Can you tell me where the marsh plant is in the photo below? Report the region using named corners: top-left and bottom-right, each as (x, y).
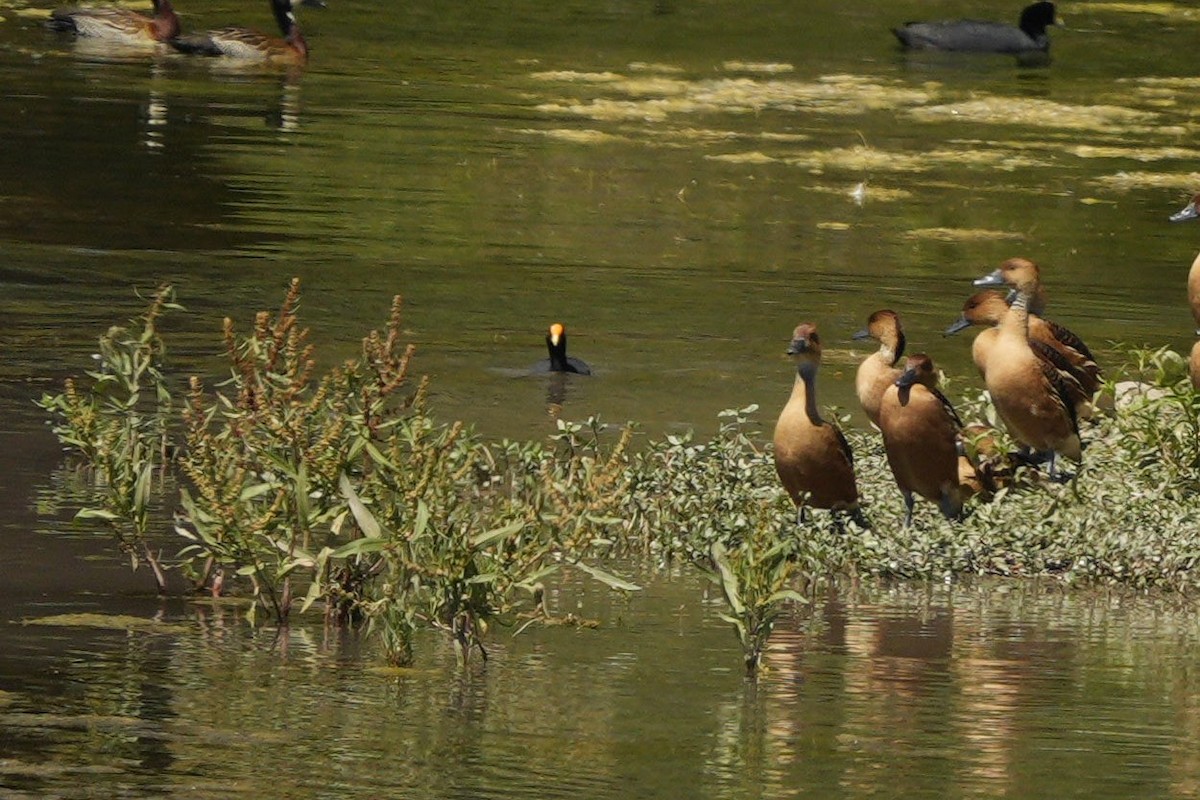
top-left (41, 281), bottom-right (639, 664)
top-left (39, 287), bottom-right (1200, 672)
top-left (38, 287), bottom-right (181, 593)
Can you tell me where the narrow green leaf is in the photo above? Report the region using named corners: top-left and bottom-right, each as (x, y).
top-left (470, 520), bottom-right (525, 549)
top-left (75, 508), bottom-right (119, 522)
top-left (238, 483), bottom-right (275, 502)
top-left (413, 500), bottom-right (430, 539)
top-left (339, 474), bottom-right (382, 539)
top-left (710, 542), bottom-right (745, 615)
top-left (299, 579), bottom-right (323, 614)
top-left (572, 561), bottom-right (642, 592)
top-left (329, 537), bottom-right (388, 559)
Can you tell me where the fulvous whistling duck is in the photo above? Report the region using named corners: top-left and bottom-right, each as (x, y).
top-left (48, 0), bottom-right (180, 44)
top-left (977, 260), bottom-right (1101, 395)
top-left (878, 354), bottom-right (969, 525)
top-left (971, 259), bottom-right (1081, 479)
top-left (171, 0), bottom-right (325, 63)
top-left (853, 309), bottom-right (905, 427)
top-left (773, 323), bottom-right (862, 523)
top-left (533, 322), bottom-right (592, 375)
top-left (945, 288), bottom-right (1095, 419)
top-left (892, 1), bottom-right (1056, 54)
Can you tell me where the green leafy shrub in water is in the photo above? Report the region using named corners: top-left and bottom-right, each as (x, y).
top-left (41, 281), bottom-right (639, 664)
top-left (39, 286), bottom-right (1200, 672)
top-left (38, 287), bottom-right (181, 593)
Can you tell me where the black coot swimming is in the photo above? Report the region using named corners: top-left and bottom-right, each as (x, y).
top-left (892, 2), bottom-right (1056, 54)
top-left (531, 323), bottom-right (592, 375)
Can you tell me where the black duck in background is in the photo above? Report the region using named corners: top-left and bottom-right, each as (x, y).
top-left (893, 2), bottom-right (1056, 54)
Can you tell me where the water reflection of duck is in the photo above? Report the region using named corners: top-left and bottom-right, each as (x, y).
top-left (971, 259), bottom-right (1081, 480)
top-left (878, 354), bottom-right (968, 526)
top-left (853, 309), bottom-right (905, 428)
top-left (48, 0), bottom-right (180, 44)
top-left (532, 323), bottom-right (592, 375)
top-left (946, 287), bottom-right (1096, 419)
top-left (170, 0), bottom-right (325, 64)
top-left (773, 323), bottom-right (862, 523)
top-left (892, 2), bottom-right (1056, 54)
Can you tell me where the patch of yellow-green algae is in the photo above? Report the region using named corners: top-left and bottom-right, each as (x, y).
top-left (735, 144), bottom-right (1047, 174)
top-left (903, 228), bottom-right (1025, 242)
top-left (533, 72), bottom-right (940, 122)
top-left (518, 128), bottom-right (629, 145)
top-left (22, 613), bottom-right (190, 634)
top-left (1079, 2), bottom-right (1200, 19)
top-left (1091, 171), bottom-right (1200, 191)
top-left (627, 62), bottom-right (686, 74)
top-left (810, 184), bottom-right (913, 202)
top-left (1067, 145), bottom-right (1200, 161)
top-left (908, 98), bottom-right (1165, 133)
top-left (721, 61), bottom-right (795, 74)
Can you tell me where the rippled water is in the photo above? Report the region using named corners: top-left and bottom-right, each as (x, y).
top-left (4, 0), bottom-right (1200, 796)
top-left (3, 577), bottom-right (1200, 799)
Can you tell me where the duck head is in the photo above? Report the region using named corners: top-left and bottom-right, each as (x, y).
top-left (1020, 2), bottom-right (1057, 38)
top-left (974, 257), bottom-right (1040, 296)
top-left (853, 309), bottom-right (905, 362)
top-left (896, 353), bottom-right (938, 390)
top-left (787, 323), bottom-right (823, 373)
top-left (945, 290), bottom-right (1008, 335)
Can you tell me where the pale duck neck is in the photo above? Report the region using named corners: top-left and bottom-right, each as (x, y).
top-left (999, 288), bottom-right (1030, 341)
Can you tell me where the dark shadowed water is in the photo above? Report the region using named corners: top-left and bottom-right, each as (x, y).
top-left (4, 0), bottom-right (1200, 795)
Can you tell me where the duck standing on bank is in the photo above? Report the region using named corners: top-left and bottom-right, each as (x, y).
top-left (171, 0), bottom-right (325, 63)
top-left (892, 1), bottom-right (1057, 54)
top-left (971, 259), bottom-right (1081, 480)
top-left (878, 354), bottom-right (969, 526)
top-left (945, 287), bottom-right (1097, 419)
top-left (773, 323), bottom-right (863, 525)
top-left (853, 309), bottom-right (905, 428)
top-left (47, 0), bottom-right (180, 44)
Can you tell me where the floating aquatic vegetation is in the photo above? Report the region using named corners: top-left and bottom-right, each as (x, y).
top-left (1091, 170), bottom-right (1200, 191)
top-left (22, 613), bottom-right (190, 633)
top-left (1123, 77), bottom-right (1200, 89)
top-left (777, 145), bottom-right (1046, 174)
top-left (628, 62), bottom-right (685, 74)
top-left (1067, 145), bottom-right (1200, 161)
top-left (722, 61), bottom-right (795, 74)
top-left (903, 228), bottom-right (1025, 242)
top-left (1082, 2), bottom-right (1200, 20)
top-left (817, 222), bottom-right (851, 231)
top-left (535, 73), bottom-right (939, 123)
top-left (530, 70), bottom-right (626, 84)
top-left (909, 97), bottom-right (1161, 133)
top-left (645, 127), bottom-right (809, 146)
top-left (794, 183), bottom-right (916, 203)
top-left (517, 128), bottom-right (629, 145)
top-left (707, 151), bottom-right (778, 164)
